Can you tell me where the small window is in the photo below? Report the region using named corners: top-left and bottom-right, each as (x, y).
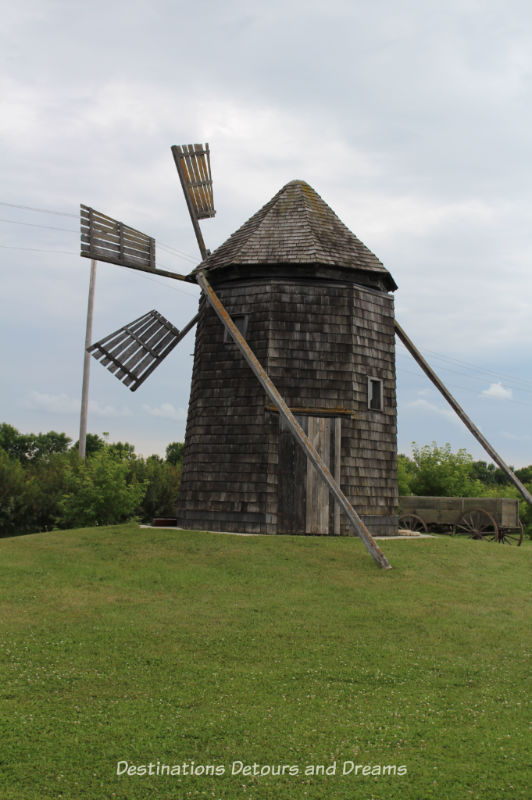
top-left (224, 314), bottom-right (248, 342)
top-left (368, 377), bottom-right (383, 411)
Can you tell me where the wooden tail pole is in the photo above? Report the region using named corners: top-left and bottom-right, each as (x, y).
top-left (395, 320), bottom-right (532, 508)
top-left (196, 270), bottom-right (392, 570)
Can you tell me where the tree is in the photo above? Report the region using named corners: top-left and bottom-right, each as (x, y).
top-left (407, 442), bottom-right (486, 497)
top-left (165, 441), bottom-right (185, 466)
top-left (107, 441), bottom-right (136, 460)
top-left (397, 453), bottom-right (415, 495)
top-left (56, 450), bottom-right (147, 529)
top-left (129, 456), bottom-right (181, 521)
top-left (515, 465), bottom-right (532, 485)
top-left (0, 449), bottom-right (34, 536)
top-left (0, 423), bottom-right (31, 463)
top-left (29, 451), bottom-right (77, 532)
top-left (31, 431), bottom-right (71, 460)
top-left (470, 460), bottom-right (498, 486)
top-left (0, 423), bottom-right (71, 463)
top-left (71, 432), bottom-right (106, 457)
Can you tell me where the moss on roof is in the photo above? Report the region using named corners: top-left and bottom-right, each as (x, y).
top-left (194, 179), bottom-right (397, 290)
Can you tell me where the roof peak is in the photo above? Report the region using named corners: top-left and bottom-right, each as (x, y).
top-left (196, 180), bottom-right (397, 291)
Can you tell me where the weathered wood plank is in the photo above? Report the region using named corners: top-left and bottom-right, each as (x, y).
top-left (89, 311), bottom-right (198, 392)
top-left (184, 147), bottom-right (210, 216)
top-left (196, 270), bottom-right (392, 568)
top-left (334, 417), bottom-right (342, 536)
top-left (81, 204), bottom-right (190, 281)
top-left (171, 146), bottom-right (209, 259)
top-left (305, 416), bottom-right (331, 534)
top-left (277, 414), bottom-right (307, 533)
top-left (98, 316), bottom-right (164, 368)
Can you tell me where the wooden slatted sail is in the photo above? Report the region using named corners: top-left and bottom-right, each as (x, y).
top-left (88, 310), bottom-right (182, 392)
top-left (171, 143), bottom-right (215, 219)
top-left (80, 205), bottom-right (156, 272)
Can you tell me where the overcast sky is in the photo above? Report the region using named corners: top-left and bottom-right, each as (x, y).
top-left (1, 0), bottom-right (532, 466)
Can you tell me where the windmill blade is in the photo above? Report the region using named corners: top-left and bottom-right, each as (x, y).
top-left (171, 143), bottom-right (215, 261)
top-left (88, 310), bottom-right (198, 392)
top-left (80, 205), bottom-right (190, 282)
top-left (172, 143), bottom-right (215, 220)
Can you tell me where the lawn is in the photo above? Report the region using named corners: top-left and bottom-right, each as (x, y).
top-left (0, 525), bottom-right (529, 800)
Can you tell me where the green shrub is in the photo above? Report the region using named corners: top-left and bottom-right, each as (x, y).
top-left (56, 450), bottom-right (147, 529)
top-left (406, 442), bottom-right (487, 497)
top-left (165, 441), bottom-right (185, 466)
top-left (0, 449), bottom-right (34, 536)
top-left (129, 456), bottom-right (181, 521)
top-left (28, 451), bottom-right (78, 532)
top-left (0, 422), bottom-right (71, 464)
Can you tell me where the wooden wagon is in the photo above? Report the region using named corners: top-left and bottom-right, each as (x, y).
top-left (399, 496), bottom-right (523, 545)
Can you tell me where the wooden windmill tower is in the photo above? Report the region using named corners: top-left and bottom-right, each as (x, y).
top-left (176, 179), bottom-right (399, 538)
top-left (80, 142), bottom-right (532, 569)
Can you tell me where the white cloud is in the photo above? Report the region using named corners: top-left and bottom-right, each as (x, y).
top-left (481, 382), bottom-right (513, 400)
top-left (88, 400), bottom-right (133, 418)
top-left (408, 396), bottom-right (461, 426)
top-left (24, 391), bottom-right (78, 414)
top-left (502, 431), bottom-right (531, 441)
top-left (24, 391), bottom-right (132, 418)
top-left (141, 402), bottom-right (186, 421)
top-left (3, 0), bottom-right (532, 469)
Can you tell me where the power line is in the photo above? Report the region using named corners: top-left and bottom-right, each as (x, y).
top-left (138, 271), bottom-right (199, 297)
top-left (158, 240), bottom-right (198, 264)
top-left (397, 348), bottom-right (532, 393)
top-left (0, 243), bottom-right (78, 255)
top-left (0, 242), bottom-right (199, 297)
top-left (0, 241), bottom-right (183, 273)
top-left (0, 200), bottom-right (78, 218)
top-left (0, 217), bottom-right (77, 233)
top-left (396, 364), bottom-right (532, 407)
top-left (423, 348), bottom-right (532, 390)
top-left (1, 237), bottom-right (197, 270)
top-left (0, 202), bottom-right (198, 264)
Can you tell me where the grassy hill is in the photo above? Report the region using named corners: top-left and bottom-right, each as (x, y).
top-left (0, 525), bottom-right (529, 800)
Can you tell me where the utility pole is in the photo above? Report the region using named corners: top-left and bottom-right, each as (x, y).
top-left (79, 259), bottom-right (97, 458)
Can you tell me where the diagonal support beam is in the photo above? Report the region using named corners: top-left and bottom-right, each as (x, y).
top-left (395, 320), bottom-right (532, 508)
top-left (196, 270), bottom-right (392, 570)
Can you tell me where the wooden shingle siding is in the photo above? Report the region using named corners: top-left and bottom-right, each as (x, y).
top-left (263, 280), bottom-right (397, 536)
top-left (176, 277), bottom-right (398, 536)
top-left (341, 285), bottom-right (397, 533)
top-left (177, 179), bottom-right (398, 536)
top-left (176, 284), bottom-right (273, 532)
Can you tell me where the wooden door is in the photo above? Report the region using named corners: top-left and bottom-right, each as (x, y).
top-left (277, 414), bottom-right (307, 533)
top-left (305, 416), bottom-right (331, 533)
top-left (277, 415), bottom-right (341, 534)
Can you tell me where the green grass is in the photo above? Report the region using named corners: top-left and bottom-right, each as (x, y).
top-left (0, 525), bottom-right (530, 800)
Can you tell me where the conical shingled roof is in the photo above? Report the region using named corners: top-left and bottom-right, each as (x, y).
top-left (195, 179), bottom-right (397, 291)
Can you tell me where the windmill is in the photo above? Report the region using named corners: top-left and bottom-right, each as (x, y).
top-left (80, 143), bottom-right (532, 569)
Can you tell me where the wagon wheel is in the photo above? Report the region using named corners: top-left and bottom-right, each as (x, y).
top-left (398, 513), bottom-right (428, 533)
top-left (498, 520), bottom-right (524, 546)
top-left (455, 508), bottom-right (498, 541)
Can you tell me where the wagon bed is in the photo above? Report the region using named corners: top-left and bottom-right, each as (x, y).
top-left (399, 496), bottom-right (523, 545)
